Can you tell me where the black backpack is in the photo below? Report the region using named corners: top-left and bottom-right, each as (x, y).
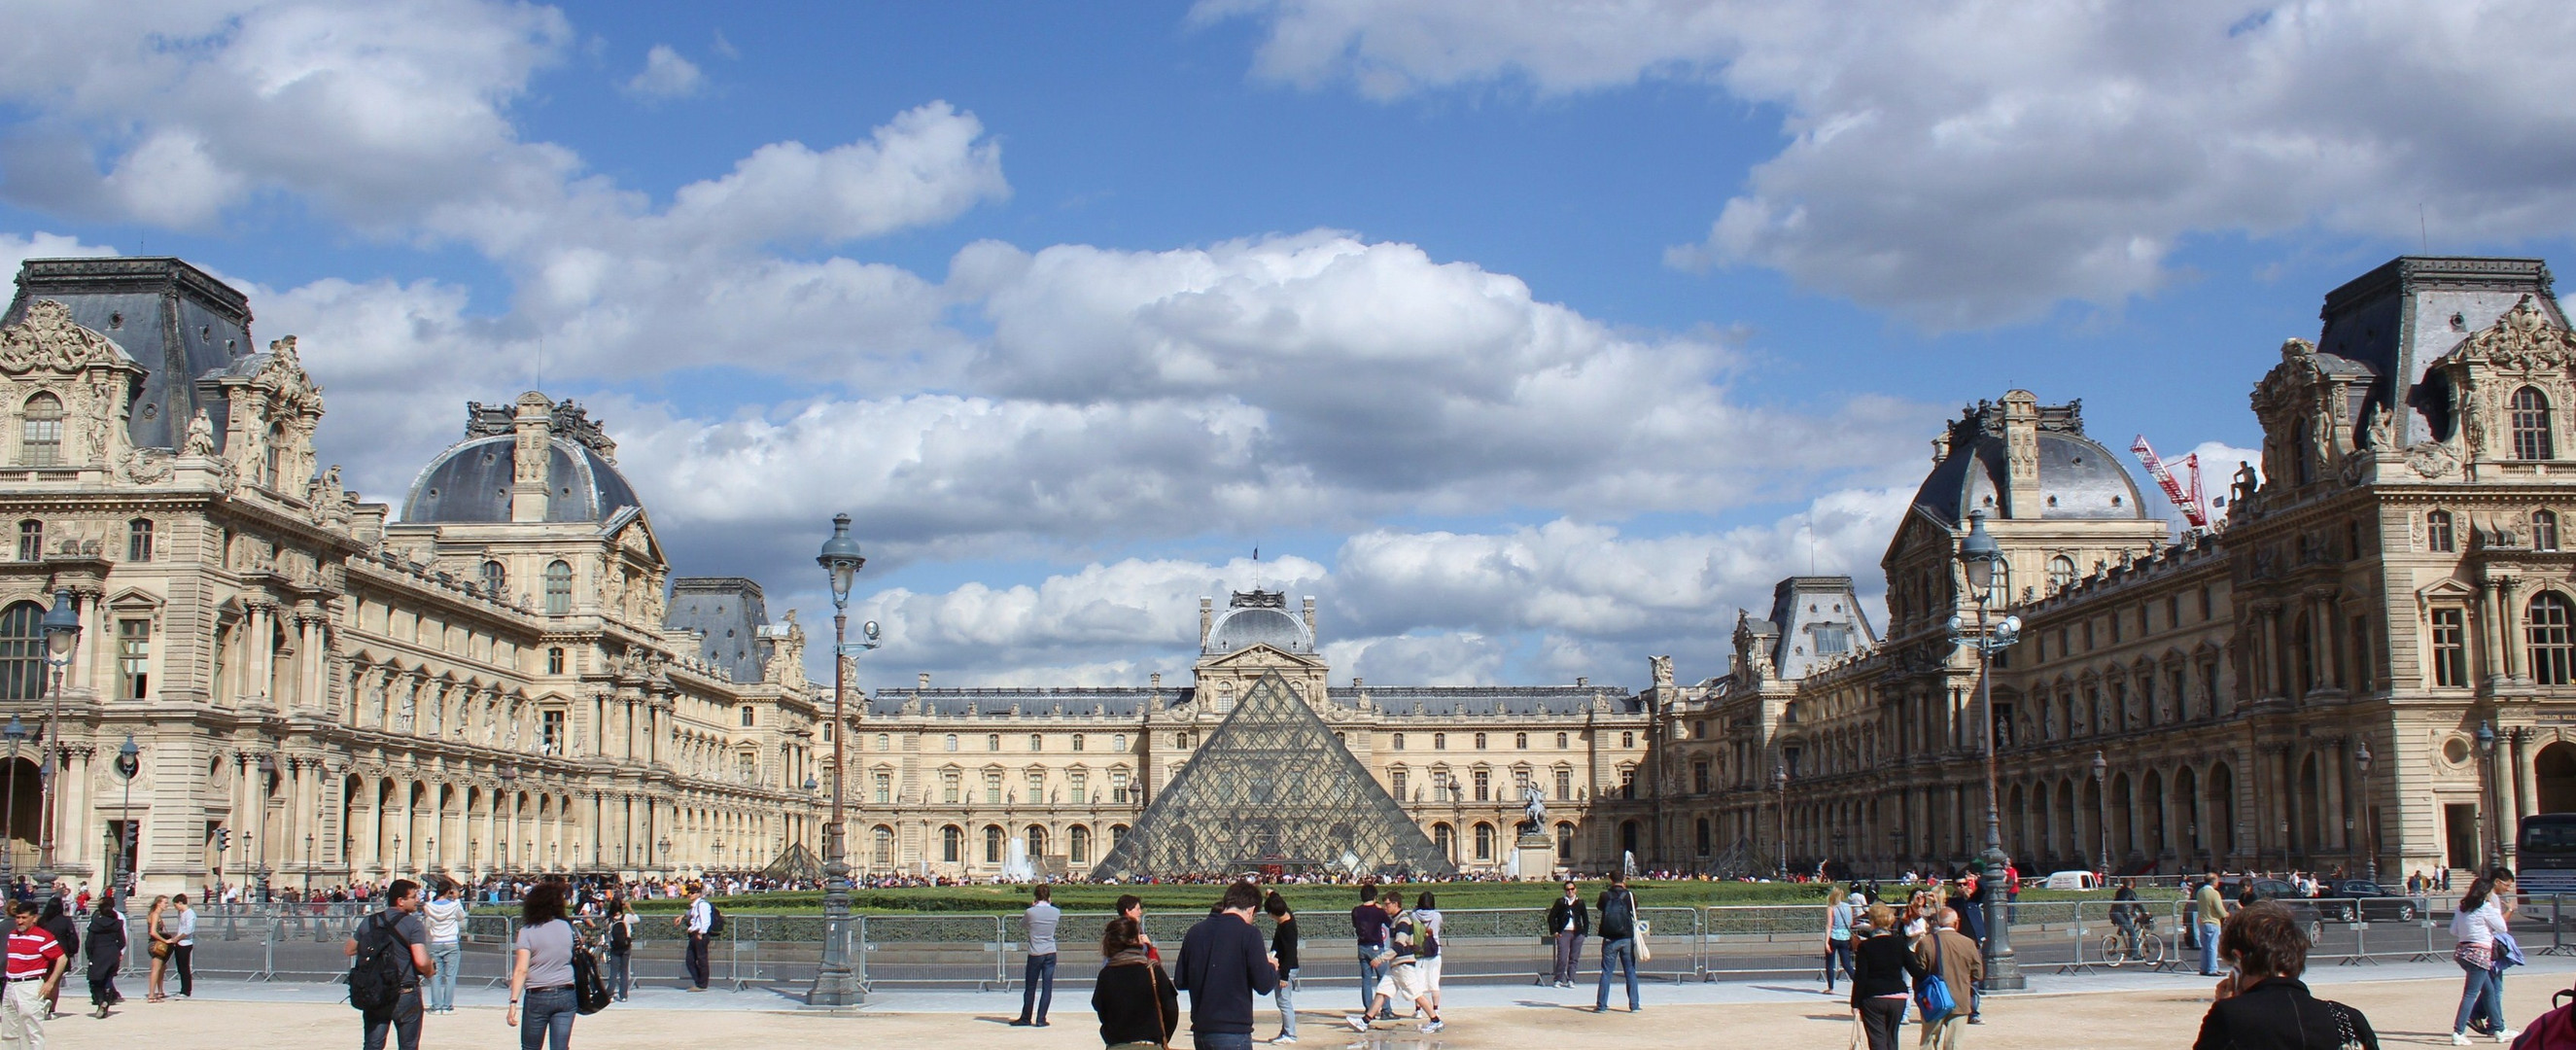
top-left (570, 935), bottom-right (612, 1015)
top-left (609, 915), bottom-right (632, 952)
top-left (706, 903), bottom-right (726, 937)
top-left (347, 912), bottom-right (411, 1012)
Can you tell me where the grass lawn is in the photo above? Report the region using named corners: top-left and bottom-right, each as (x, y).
top-left (631, 880), bottom-right (2176, 916)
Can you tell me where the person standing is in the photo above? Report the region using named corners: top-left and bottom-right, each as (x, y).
top-left (1013, 885), bottom-right (1062, 1028)
top-left (505, 882), bottom-right (581, 1050)
top-left (1913, 908), bottom-right (1983, 1050)
top-left (142, 895), bottom-right (169, 1001)
top-left (343, 878), bottom-right (435, 1050)
top-left (1827, 890), bottom-right (1859, 993)
top-left (1411, 892), bottom-right (1445, 1015)
top-left (83, 890), bottom-right (123, 1019)
top-left (1546, 882), bottom-right (1588, 989)
top-left (1174, 881), bottom-right (1278, 1050)
top-left (421, 884), bottom-right (468, 1014)
top-left (2449, 867), bottom-right (2516, 1044)
top-left (1850, 903), bottom-right (1925, 1050)
top-left (1, 901), bottom-right (66, 1048)
top-left (677, 883), bottom-right (712, 992)
top-left (164, 894), bottom-right (194, 999)
top-left (1264, 892), bottom-right (1301, 1044)
top-left (1349, 884), bottom-right (1390, 1012)
top-left (603, 894), bottom-right (636, 1002)
top-left (2195, 902), bottom-right (2381, 1050)
top-left (1594, 874), bottom-right (1640, 1014)
top-left (1092, 916), bottom-right (1178, 1050)
top-left (1347, 895), bottom-right (1441, 1034)
top-left (2197, 874), bottom-right (2228, 977)
top-left (1115, 894), bottom-right (1160, 963)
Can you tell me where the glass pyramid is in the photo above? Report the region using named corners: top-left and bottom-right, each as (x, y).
top-left (1093, 671), bottom-right (1456, 880)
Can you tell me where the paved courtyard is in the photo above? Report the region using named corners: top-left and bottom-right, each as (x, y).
top-left (43, 957), bottom-right (2576, 1049)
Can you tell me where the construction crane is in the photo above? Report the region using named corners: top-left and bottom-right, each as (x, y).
top-left (2131, 436), bottom-right (2210, 530)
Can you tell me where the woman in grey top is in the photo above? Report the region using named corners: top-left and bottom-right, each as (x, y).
top-left (507, 882), bottom-right (579, 1050)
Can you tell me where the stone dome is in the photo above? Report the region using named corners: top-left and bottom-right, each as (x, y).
top-left (1911, 399), bottom-right (2146, 524)
top-left (1204, 605), bottom-right (1313, 655)
top-left (401, 435), bottom-right (642, 524)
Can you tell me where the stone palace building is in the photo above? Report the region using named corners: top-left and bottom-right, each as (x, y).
top-left (1669, 256), bottom-right (2576, 882)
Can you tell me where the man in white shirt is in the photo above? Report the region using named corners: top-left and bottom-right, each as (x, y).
top-left (420, 885), bottom-right (469, 1013)
top-left (1011, 885), bottom-right (1062, 1027)
top-left (171, 894), bottom-right (197, 998)
top-left (675, 884), bottom-right (712, 991)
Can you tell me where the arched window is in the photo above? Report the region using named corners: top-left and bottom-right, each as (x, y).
top-left (1473, 822), bottom-right (1494, 861)
top-left (1112, 734), bottom-right (1128, 752)
top-left (0, 602), bottom-right (43, 700)
top-left (2540, 510), bottom-right (2562, 552)
top-left (126, 519), bottom-right (153, 562)
top-left (2428, 509), bottom-right (2456, 552)
top-left (1109, 823), bottom-right (1129, 848)
top-left (988, 733), bottom-right (1002, 752)
top-left (940, 824), bottom-right (963, 863)
top-left (2515, 387), bottom-right (2556, 461)
top-left (543, 560), bottom-right (573, 614)
top-left (18, 393), bottom-right (60, 467)
top-left (1432, 822), bottom-right (1455, 860)
top-left (871, 825), bottom-right (894, 867)
top-left (1391, 732), bottom-right (1405, 751)
top-left (1433, 732), bottom-right (1446, 751)
top-left (1069, 824), bottom-right (1092, 864)
top-left (2048, 556), bottom-right (2077, 591)
top-left (1027, 824), bottom-right (1049, 858)
top-left (480, 560), bottom-right (507, 595)
top-left (944, 734), bottom-right (958, 752)
top-left (983, 824), bottom-right (1004, 864)
top-left (1028, 734), bottom-right (1043, 752)
top-left (2531, 592), bottom-right (2576, 685)
top-left (1555, 821), bottom-right (1575, 860)
top-left (1473, 732), bottom-right (1487, 750)
top-left (1514, 731), bottom-right (1528, 749)
top-left (876, 733), bottom-right (891, 752)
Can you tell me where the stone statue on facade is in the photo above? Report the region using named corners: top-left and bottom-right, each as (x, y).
top-left (183, 407), bottom-right (219, 457)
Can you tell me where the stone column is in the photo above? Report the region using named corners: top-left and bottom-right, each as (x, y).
top-left (2515, 729), bottom-right (2542, 831)
top-left (2322, 737), bottom-right (2347, 851)
top-left (2483, 580), bottom-right (2511, 689)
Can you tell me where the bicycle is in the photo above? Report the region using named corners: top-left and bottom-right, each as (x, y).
top-left (2099, 919), bottom-right (2166, 967)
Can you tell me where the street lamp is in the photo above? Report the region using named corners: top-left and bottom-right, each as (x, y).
top-left (2091, 751), bottom-right (2109, 876)
top-left (1772, 763), bottom-right (1789, 879)
top-left (1, 715), bottom-right (24, 889)
top-left (32, 589), bottom-right (79, 905)
top-left (810, 512), bottom-right (872, 1007)
top-left (2354, 738), bottom-right (2377, 884)
top-left (115, 736), bottom-right (138, 895)
top-left (2477, 721), bottom-right (2500, 865)
top-left (1947, 509), bottom-right (2026, 993)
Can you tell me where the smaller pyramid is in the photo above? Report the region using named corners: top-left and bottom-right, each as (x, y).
top-left (1093, 672), bottom-right (1456, 880)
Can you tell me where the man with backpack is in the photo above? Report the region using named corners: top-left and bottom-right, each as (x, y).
top-left (1595, 874), bottom-right (1640, 1014)
top-left (676, 882), bottom-right (714, 992)
top-left (342, 878), bottom-right (435, 1050)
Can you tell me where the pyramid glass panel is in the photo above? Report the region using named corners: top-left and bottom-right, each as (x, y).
top-left (1093, 672), bottom-right (1456, 880)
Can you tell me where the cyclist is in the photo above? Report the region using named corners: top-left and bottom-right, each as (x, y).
top-left (2108, 880), bottom-right (2147, 958)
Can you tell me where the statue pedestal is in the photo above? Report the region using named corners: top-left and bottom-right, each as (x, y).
top-left (1514, 832), bottom-right (1555, 882)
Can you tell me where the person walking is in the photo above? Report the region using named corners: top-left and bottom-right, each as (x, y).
top-left (1092, 916), bottom-right (1178, 1050)
top-left (343, 878), bottom-right (435, 1050)
top-left (1264, 892), bottom-right (1300, 1044)
top-left (34, 896), bottom-right (73, 1021)
top-left (505, 882), bottom-right (581, 1050)
top-left (1347, 895), bottom-right (1442, 1035)
top-left (1174, 881), bottom-right (1279, 1050)
top-left (1115, 894), bottom-right (1160, 963)
top-left (1827, 889), bottom-right (1860, 993)
top-left (1594, 874), bottom-right (1641, 1014)
top-left (83, 890), bottom-right (123, 1019)
top-left (603, 895), bottom-right (636, 1001)
top-left (2196, 873), bottom-right (2228, 977)
top-left (2195, 901), bottom-right (2380, 1050)
top-left (1912, 907), bottom-right (1983, 1050)
top-left (1349, 884), bottom-right (1389, 1012)
top-left (1410, 892), bottom-right (1445, 1015)
top-left (677, 882), bottom-right (712, 992)
top-left (2, 901), bottom-right (66, 1049)
top-left (163, 893), bottom-right (194, 998)
top-left (1013, 884), bottom-right (1062, 1028)
top-left (1850, 903), bottom-right (1925, 1050)
top-left (2449, 866), bottom-right (2516, 1044)
top-left (1545, 881), bottom-right (1588, 989)
top-left (421, 884), bottom-right (468, 1014)
top-left (142, 895), bottom-right (169, 1001)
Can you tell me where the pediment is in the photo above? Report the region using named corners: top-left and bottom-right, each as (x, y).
top-left (1198, 643), bottom-right (1322, 671)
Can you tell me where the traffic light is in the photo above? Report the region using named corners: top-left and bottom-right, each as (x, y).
top-left (217, 827), bottom-right (230, 852)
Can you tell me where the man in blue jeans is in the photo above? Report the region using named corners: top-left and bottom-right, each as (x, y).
top-left (1012, 885), bottom-right (1061, 1027)
top-left (1350, 884), bottom-right (1390, 1011)
top-left (1594, 874), bottom-right (1640, 1013)
top-left (1175, 880), bottom-right (1279, 1050)
top-left (2194, 874), bottom-right (2227, 976)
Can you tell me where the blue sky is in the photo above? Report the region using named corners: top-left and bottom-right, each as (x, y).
top-left (2, 1), bottom-right (2568, 690)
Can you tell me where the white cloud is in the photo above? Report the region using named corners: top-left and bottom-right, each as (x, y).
top-left (0, 232), bottom-right (114, 282)
top-left (1207, 1), bottom-right (2576, 328)
top-left (622, 45), bottom-right (705, 100)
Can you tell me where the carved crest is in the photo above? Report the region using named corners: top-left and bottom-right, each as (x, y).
top-left (0, 300), bottom-right (131, 374)
top-left (2438, 296), bottom-right (2576, 371)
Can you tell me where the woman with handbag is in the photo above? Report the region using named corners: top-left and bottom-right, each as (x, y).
top-left (143, 894), bottom-right (171, 1001)
top-left (506, 882), bottom-right (582, 1050)
top-left (1849, 903), bottom-right (1925, 1050)
top-left (2448, 867), bottom-right (2516, 1044)
top-left (1092, 916), bottom-right (1178, 1050)
top-left (2194, 901), bottom-right (2378, 1049)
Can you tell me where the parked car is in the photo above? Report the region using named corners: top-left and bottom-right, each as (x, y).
top-left (2315, 879), bottom-right (2427, 923)
top-left (2225, 877), bottom-right (2327, 939)
top-left (2043, 870), bottom-right (2101, 891)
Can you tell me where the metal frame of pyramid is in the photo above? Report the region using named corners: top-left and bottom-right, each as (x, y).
top-left (1093, 671), bottom-right (1457, 881)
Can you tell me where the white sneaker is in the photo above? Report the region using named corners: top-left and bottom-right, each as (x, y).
top-left (1422, 1020), bottom-right (1444, 1034)
top-left (1345, 1015), bottom-right (1370, 1032)
top-left (2496, 1030), bottom-right (2519, 1044)
top-left (2452, 1033), bottom-right (2472, 1046)
top-left (1273, 1036), bottom-right (1297, 1044)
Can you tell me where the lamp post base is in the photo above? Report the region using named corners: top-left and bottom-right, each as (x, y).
top-left (1978, 845), bottom-right (2028, 994)
top-left (805, 848), bottom-right (864, 1008)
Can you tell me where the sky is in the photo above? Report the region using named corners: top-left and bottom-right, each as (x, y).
top-left (2, 1), bottom-right (2571, 692)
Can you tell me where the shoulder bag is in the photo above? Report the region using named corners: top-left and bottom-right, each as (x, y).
top-left (1913, 934), bottom-right (1955, 1022)
top-left (1635, 918), bottom-right (1653, 962)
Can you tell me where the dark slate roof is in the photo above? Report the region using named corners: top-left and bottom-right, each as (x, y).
top-left (665, 578), bottom-right (769, 682)
top-left (865, 687), bottom-right (1189, 718)
top-left (1911, 401), bottom-right (2144, 525)
top-left (2315, 257), bottom-right (2563, 447)
top-left (4, 257), bottom-right (253, 450)
top-left (1327, 685), bottom-right (1641, 717)
top-left (400, 434), bottom-right (642, 524)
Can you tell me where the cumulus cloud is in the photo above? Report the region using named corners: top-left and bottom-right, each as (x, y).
top-left (622, 45), bottom-right (705, 99)
top-left (1207, 0), bottom-right (2576, 328)
top-left (0, 231), bottom-right (114, 280)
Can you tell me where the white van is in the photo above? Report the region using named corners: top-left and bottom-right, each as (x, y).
top-left (2043, 870), bottom-right (2100, 891)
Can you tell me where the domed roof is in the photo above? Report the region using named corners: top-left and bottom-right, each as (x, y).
top-left (401, 435), bottom-right (642, 524)
top-left (1205, 605), bottom-right (1313, 655)
top-left (1911, 400), bottom-right (2146, 524)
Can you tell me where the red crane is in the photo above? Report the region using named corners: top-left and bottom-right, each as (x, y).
top-left (2131, 436), bottom-right (2209, 529)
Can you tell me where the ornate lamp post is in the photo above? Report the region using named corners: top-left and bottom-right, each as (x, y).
top-left (1772, 763), bottom-right (1789, 879)
top-left (33, 589), bottom-right (81, 905)
top-left (1948, 510), bottom-right (2026, 992)
top-left (2478, 721), bottom-right (2501, 866)
top-left (2091, 751), bottom-right (2109, 876)
top-left (2354, 738), bottom-right (2376, 884)
top-left (810, 513), bottom-right (872, 1007)
top-left (115, 736), bottom-right (138, 894)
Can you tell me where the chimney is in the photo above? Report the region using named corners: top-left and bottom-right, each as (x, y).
top-left (2001, 390), bottom-right (2040, 519)
top-left (510, 392), bottom-right (554, 522)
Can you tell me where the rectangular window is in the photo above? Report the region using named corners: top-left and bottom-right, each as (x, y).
top-left (873, 772), bottom-right (892, 805)
top-left (16, 520), bottom-right (38, 562)
top-left (985, 771), bottom-right (1003, 804)
top-left (1071, 734), bottom-right (1085, 752)
top-left (2433, 608), bottom-right (2469, 688)
top-left (117, 618), bottom-right (150, 699)
top-left (1068, 770), bottom-right (1088, 801)
top-left (1814, 625), bottom-right (1850, 654)
top-left (740, 706), bottom-right (755, 727)
top-left (1390, 769), bottom-right (1408, 799)
top-left (1555, 768), bottom-right (1573, 800)
top-left (1110, 769), bottom-right (1130, 804)
top-left (1026, 770), bottom-right (1044, 800)
top-left (1691, 759), bottom-right (1711, 794)
top-left (540, 710), bottom-right (565, 753)
top-left (942, 772), bottom-right (961, 804)
top-left (127, 520), bottom-right (153, 562)
top-left (1473, 768), bottom-right (1490, 801)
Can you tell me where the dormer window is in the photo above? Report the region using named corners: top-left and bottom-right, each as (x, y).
top-left (2515, 387), bottom-right (2556, 461)
top-left (19, 394), bottom-right (60, 467)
